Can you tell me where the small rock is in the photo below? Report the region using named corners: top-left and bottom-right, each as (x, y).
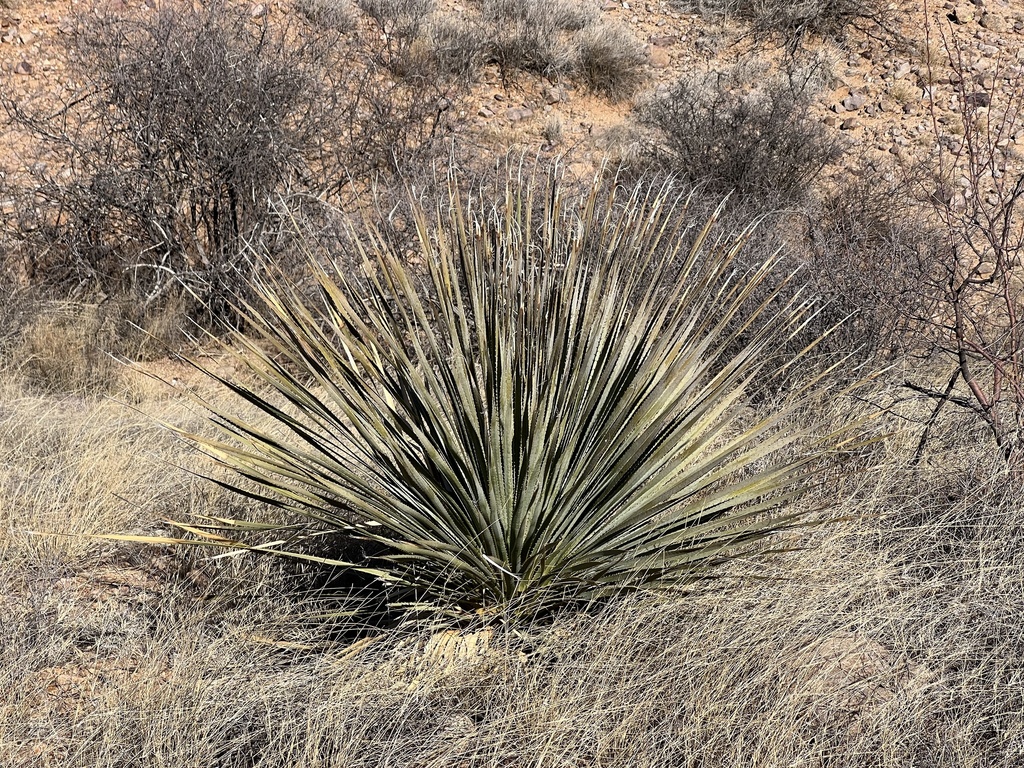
top-left (842, 92), bottom-right (868, 111)
top-left (13, 60), bottom-right (31, 75)
top-left (249, 3), bottom-right (268, 17)
top-left (894, 62), bottom-right (913, 79)
top-left (478, 106), bottom-right (494, 118)
top-left (951, 4), bottom-right (976, 23)
top-left (542, 85), bottom-right (562, 105)
top-left (823, 116), bottom-right (840, 128)
top-left (980, 13), bottom-right (1007, 32)
top-left (506, 107), bottom-right (534, 122)
top-left (649, 48), bottom-right (671, 69)
top-left (965, 91), bottom-right (991, 108)
top-left (841, 117), bottom-right (862, 130)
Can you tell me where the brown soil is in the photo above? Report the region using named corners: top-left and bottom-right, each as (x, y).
top-left (2, 0), bottom-right (1023, 186)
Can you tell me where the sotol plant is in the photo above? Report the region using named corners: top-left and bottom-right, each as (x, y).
top-left (141, 174), bottom-right (850, 622)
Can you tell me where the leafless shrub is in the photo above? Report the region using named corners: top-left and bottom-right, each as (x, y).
top-left (482, 0), bottom-right (579, 81)
top-left (677, 0), bottom-right (892, 47)
top-left (637, 59), bottom-right (841, 207)
top-left (1, 2), bottom-right (343, 318)
top-left (483, 0), bottom-right (594, 31)
top-left (803, 170), bottom-right (934, 361)
top-left (424, 16), bottom-right (488, 81)
top-left (899, 28), bottom-right (1024, 467)
top-left (479, 0), bottom-right (643, 97)
top-left (364, 0), bottom-right (641, 97)
top-left (1, 1), bottom-right (461, 322)
top-left (358, 0), bottom-right (435, 70)
top-left (296, 0), bottom-right (357, 31)
top-left (358, 0), bottom-right (434, 27)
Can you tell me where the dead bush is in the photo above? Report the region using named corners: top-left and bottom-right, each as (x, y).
top-left (802, 170), bottom-right (934, 362)
top-left (677, 0), bottom-right (892, 46)
top-left (424, 17), bottom-right (488, 81)
top-left (637, 60), bottom-right (841, 207)
top-left (296, 0), bottom-right (356, 31)
top-left (1, 0), bottom-right (461, 322)
top-left (483, 0), bottom-right (594, 32)
top-left (2, 2), bottom-right (344, 318)
top-left (358, 0), bottom-right (435, 72)
top-left (477, 0), bottom-right (643, 97)
top-left (898, 29), bottom-right (1024, 467)
top-left (482, 0), bottom-right (579, 81)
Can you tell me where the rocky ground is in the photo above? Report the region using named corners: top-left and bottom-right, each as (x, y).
top-left (2, 0), bottom-right (1024, 189)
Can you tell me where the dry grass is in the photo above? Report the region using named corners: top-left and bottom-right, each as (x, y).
top-left (2, 315), bottom-right (1023, 767)
top-left (295, 0), bottom-right (357, 30)
top-left (6, 299), bottom-right (189, 395)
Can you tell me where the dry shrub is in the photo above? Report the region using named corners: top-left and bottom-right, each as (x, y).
top-left (573, 22), bottom-right (647, 101)
top-left (482, 0), bottom-right (580, 81)
top-left (895, 31), bottom-right (1024, 467)
top-left (802, 170), bottom-right (934, 361)
top-left (16, 304), bottom-right (119, 392)
top-left (483, 0), bottom-right (594, 33)
top-left (677, 0), bottom-right (892, 46)
top-left (296, 0), bottom-right (356, 30)
top-left (1, 0), bottom-right (462, 323)
top-left (637, 59), bottom-right (840, 207)
top-left (2, 2), bottom-right (340, 316)
top-left (358, 0), bottom-right (436, 74)
top-left (424, 0), bottom-right (645, 97)
top-left (358, 0), bottom-right (434, 30)
top-left (424, 16), bottom-right (488, 82)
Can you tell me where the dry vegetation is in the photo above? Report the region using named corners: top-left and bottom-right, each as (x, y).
top-left (2, 345), bottom-right (1022, 766)
top-left (3, 0), bottom-right (1024, 765)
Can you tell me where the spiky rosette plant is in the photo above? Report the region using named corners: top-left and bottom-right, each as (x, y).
top-left (143, 173), bottom-right (849, 622)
